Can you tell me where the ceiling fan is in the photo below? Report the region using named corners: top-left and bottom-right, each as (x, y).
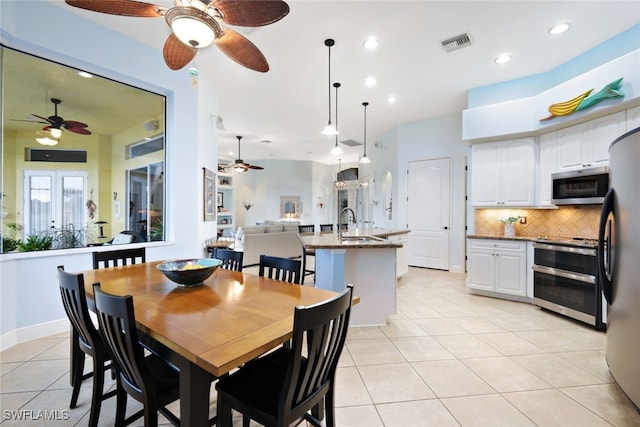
top-left (14, 98), bottom-right (92, 137)
top-left (230, 135), bottom-right (263, 172)
top-left (64, 0), bottom-right (289, 72)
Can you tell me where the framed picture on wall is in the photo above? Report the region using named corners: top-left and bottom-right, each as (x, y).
top-left (217, 192), bottom-right (224, 208)
top-left (203, 168), bottom-right (216, 221)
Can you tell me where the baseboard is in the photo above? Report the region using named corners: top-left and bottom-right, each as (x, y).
top-left (0, 318), bottom-right (69, 352)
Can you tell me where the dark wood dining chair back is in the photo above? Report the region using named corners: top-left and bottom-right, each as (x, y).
top-left (319, 224), bottom-right (334, 232)
top-left (215, 285), bottom-right (354, 427)
top-left (93, 284), bottom-right (180, 427)
top-left (92, 247), bottom-right (146, 269)
top-left (298, 224), bottom-right (315, 233)
top-left (211, 248), bottom-right (244, 272)
top-left (259, 254), bottom-right (302, 284)
top-left (57, 266), bottom-right (115, 427)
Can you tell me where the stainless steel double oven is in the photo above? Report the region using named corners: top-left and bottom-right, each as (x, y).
top-left (532, 238), bottom-right (606, 329)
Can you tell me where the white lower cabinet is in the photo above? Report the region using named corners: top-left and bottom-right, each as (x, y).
top-left (467, 238), bottom-right (529, 300)
top-left (387, 233), bottom-right (409, 278)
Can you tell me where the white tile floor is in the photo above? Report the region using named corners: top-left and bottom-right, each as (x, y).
top-left (2, 267), bottom-right (639, 426)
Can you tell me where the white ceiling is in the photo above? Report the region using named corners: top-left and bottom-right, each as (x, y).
top-left (39, 1), bottom-right (640, 164)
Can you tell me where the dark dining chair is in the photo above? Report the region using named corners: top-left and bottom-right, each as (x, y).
top-left (210, 248), bottom-right (244, 272)
top-left (57, 266), bottom-right (116, 427)
top-left (92, 247), bottom-right (146, 269)
top-left (258, 254), bottom-right (301, 284)
top-left (93, 284), bottom-right (181, 427)
top-left (320, 224), bottom-right (334, 232)
top-left (215, 285), bottom-right (354, 427)
top-left (298, 224), bottom-right (315, 233)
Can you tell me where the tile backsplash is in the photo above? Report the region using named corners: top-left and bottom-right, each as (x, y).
top-left (474, 206), bottom-right (601, 239)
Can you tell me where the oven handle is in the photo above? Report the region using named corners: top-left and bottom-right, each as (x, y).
top-left (532, 243), bottom-right (596, 256)
top-left (598, 188), bottom-right (615, 304)
top-left (532, 265), bottom-right (597, 285)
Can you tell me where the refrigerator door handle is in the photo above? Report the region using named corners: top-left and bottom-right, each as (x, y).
top-left (598, 187), bottom-right (615, 304)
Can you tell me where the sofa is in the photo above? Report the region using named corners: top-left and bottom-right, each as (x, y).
top-left (234, 223), bottom-right (303, 267)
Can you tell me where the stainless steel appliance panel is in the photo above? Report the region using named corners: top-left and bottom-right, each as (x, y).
top-left (599, 126), bottom-right (640, 409)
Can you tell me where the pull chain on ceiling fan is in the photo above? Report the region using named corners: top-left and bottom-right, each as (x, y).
top-left (233, 136), bottom-right (264, 172)
top-left (65, 0), bottom-right (290, 72)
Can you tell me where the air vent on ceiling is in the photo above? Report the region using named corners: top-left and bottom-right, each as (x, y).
top-left (340, 139), bottom-right (362, 147)
top-left (441, 33), bottom-right (472, 53)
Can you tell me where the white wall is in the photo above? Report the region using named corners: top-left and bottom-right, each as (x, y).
top-left (0, 1), bottom-right (217, 349)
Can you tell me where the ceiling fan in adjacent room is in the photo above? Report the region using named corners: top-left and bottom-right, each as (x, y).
top-left (230, 135), bottom-right (263, 172)
top-left (13, 98), bottom-right (92, 142)
top-left (64, 0), bottom-right (289, 72)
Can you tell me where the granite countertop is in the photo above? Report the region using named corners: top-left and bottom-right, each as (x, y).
top-left (299, 228), bottom-right (408, 249)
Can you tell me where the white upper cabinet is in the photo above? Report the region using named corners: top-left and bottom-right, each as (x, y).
top-left (471, 138), bottom-right (535, 207)
top-left (626, 106), bottom-right (640, 131)
top-left (557, 111), bottom-right (626, 171)
top-left (538, 131), bottom-right (558, 206)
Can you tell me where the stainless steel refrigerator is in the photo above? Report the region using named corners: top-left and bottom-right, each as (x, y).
top-left (598, 125), bottom-right (640, 409)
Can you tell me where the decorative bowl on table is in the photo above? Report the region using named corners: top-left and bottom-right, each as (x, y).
top-left (156, 258), bottom-right (222, 287)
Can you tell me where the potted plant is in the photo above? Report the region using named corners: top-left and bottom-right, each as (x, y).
top-left (499, 216), bottom-right (521, 237)
top-left (18, 234), bottom-right (53, 252)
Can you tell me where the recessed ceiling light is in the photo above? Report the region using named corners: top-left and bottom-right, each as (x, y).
top-left (364, 76), bottom-right (377, 87)
top-left (228, 151), bottom-right (234, 156)
top-left (78, 71), bottom-right (93, 78)
top-left (495, 54), bottom-right (512, 65)
top-left (363, 37), bottom-right (379, 50)
top-left (386, 95), bottom-right (397, 104)
top-left (549, 23), bottom-right (570, 35)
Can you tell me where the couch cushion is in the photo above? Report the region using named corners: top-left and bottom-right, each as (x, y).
top-left (241, 226), bottom-right (266, 235)
top-left (265, 225), bottom-right (284, 233)
top-left (283, 224), bottom-right (299, 232)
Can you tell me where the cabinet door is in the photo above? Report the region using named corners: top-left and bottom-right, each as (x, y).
top-left (627, 106), bottom-right (640, 131)
top-left (538, 132), bottom-right (557, 206)
top-left (467, 250), bottom-right (494, 291)
top-left (471, 143), bottom-right (502, 206)
top-left (588, 111), bottom-right (626, 166)
top-left (557, 122), bottom-right (588, 170)
top-left (501, 138), bottom-right (534, 206)
top-left (494, 251), bottom-right (527, 296)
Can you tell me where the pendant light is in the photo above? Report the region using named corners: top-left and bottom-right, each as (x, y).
top-left (359, 101), bottom-right (371, 164)
top-left (321, 39), bottom-right (338, 136)
top-left (335, 158), bottom-right (346, 188)
top-left (330, 82), bottom-right (344, 155)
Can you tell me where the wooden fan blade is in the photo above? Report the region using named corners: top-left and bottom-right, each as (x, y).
top-left (163, 33), bottom-right (197, 70)
top-left (63, 120), bottom-right (89, 128)
top-left (247, 165), bottom-right (264, 170)
top-left (65, 0), bottom-right (166, 17)
top-left (65, 127), bottom-right (92, 135)
top-left (31, 114), bottom-right (54, 124)
top-left (214, 28), bottom-right (269, 72)
top-left (12, 118), bottom-right (49, 124)
top-left (212, 0), bottom-right (289, 27)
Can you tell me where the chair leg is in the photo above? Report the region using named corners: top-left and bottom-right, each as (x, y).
top-left (115, 379), bottom-right (127, 427)
top-left (69, 330), bottom-right (85, 408)
top-left (301, 254), bottom-right (307, 285)
top-left (88, 358), bottom-right (106, 427)
top-left (324, 388), bottom-right (336, 427)
top-left (216, 395), bottom-right (233, 427)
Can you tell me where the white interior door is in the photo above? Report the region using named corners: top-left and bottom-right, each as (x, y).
top-left (407, 158), bottom-right (450, 270)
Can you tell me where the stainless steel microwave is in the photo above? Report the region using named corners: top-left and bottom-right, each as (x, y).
top-left (551, 166), bottom-right (610, 205)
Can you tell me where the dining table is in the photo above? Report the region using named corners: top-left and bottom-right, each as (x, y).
top-left (80, 261), bottom-right (342, 426)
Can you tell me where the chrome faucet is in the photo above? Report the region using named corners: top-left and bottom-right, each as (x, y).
top-left (339, 207), bottom-right (357, 240)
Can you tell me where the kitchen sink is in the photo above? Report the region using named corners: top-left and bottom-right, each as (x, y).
top-left (340, 235), bottom-right (388, 243)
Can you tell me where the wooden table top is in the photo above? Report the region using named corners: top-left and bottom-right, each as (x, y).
top-left (82, 261), bottom-right (339, 376)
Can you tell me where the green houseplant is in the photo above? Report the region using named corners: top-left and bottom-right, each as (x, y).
top-left (18, 234), bottom-right (53, 252)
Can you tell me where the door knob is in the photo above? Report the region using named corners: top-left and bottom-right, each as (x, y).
top-left (443, 226), bottom-right (449, 230)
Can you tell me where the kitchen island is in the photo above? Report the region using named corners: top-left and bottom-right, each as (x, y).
top-left (299, 228), bottom-right (409, 326)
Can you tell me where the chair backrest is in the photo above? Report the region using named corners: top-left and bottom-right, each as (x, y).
top-left (298, 225), bottom-right (315, 233)
top-left (92, 247), bottom-right (146, 269)
top-left (93, 284), bottom-right (147, 400)
top-left (57, 266), bottom-right (101, 355)
top-left (258, 255), bottom-right (301, 284)
top-left (211, 248), bottom-right (243, 272)
top-left (281, 285), bottom-right (354, 421)
top-left (319, 224), bottom-right (334, 232)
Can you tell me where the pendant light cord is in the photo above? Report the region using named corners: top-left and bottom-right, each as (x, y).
top-left (325, 39), bottom-right (335, 126)
top-left (363, 102), bottom-right (369, 156)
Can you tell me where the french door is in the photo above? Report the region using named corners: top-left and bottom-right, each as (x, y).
top-left (23, 170), bottom-right (88, 239)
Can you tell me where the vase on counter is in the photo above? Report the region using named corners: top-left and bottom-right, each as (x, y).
top-left (504, 224), bottom-right (516, 237)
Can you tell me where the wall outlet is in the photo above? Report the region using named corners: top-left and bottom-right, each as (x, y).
top-left (520, 216), bottom-right (527, 224)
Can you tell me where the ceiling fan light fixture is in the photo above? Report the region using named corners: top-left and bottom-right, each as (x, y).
top-left (233, 164), bottom-right (246, 173)
top-left (49, 127), bottom-right (62, 139)
top-left (36, 136), bottom-right (59, 146)
top-left (166, 7), bottom-right (219, 48)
